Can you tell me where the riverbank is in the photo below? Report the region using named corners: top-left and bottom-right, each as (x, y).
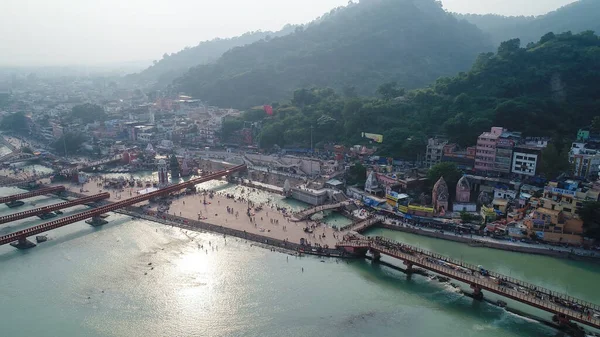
top-left (59, 182), bottom-right (349, 258)
top-left (373, 223), bottom-right (600, 264)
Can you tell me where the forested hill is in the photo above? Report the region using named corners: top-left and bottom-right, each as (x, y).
top-left (222, 32), bottom-right (600, 160)
top-left (126, 27), bottom-right (295, 85)
top-left (457, 0), bottom-right (600, 46)
top-left (174, 0), bottom-right (492, 109)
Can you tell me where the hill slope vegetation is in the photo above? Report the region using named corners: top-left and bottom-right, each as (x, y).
top-left (175, 0), bottom-right (492, 108)
top-left (222, 32), bottom-right (600, 160)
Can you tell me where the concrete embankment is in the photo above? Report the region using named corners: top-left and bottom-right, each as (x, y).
top-left (373, 224), bottom-right (600, 264)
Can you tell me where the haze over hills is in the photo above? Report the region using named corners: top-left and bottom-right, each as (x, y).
top-left (457, 0), bottom-right (600, 46)
top-left (127, 27), bottom-right (296, 86)
top-left (173, 0), bottom-right (492, 108)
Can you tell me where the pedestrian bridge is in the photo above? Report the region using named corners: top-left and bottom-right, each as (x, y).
top-left (0, 165), bottom-right (247, 249)
top-left (291, 201), bottom-right (353, 221)
top-left (337, 236), bottom-right (600, 331)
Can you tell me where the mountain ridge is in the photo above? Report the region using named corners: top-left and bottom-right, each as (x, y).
top-left (456, 0), bottom-right (600, 46)
top-left (174, 0), bottom-right (493, 108)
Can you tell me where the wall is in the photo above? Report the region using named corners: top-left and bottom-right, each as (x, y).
top-left (291, 188), bottom-right (328, 206)
top-left (452, 203), bottom-right (477, 212)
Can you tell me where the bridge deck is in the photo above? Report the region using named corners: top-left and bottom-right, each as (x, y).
top-left (0, 165), bottom-right (246, 246)
top-left (338, 237), bottom-right (600, 330)
top-left (292, 201), bottom-right (352, 221)
top-left (347, 217), bottom-right (380, 232)
top-left (0, 186), bottom-right (65, 204)
top-left (0, 193), bottom-right (110, 225)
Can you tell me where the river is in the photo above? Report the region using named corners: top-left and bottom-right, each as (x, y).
top-left (0, 186), bottom-right (595, 336)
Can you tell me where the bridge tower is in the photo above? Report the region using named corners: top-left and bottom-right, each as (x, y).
top-left (158, 159), bottom-right (168, 187)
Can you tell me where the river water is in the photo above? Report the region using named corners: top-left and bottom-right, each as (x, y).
top-left (0, 185), bottom-right (597, 336)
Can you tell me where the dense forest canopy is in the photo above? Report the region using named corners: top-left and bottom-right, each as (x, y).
top-left (222, 31), bottom-right (600, 160)
top-left (457, 0), bottom-right (600, 46)
top-left (127, 27), bottom-right (296, 86)
top-left (175, 0), bottom-right (492, 109)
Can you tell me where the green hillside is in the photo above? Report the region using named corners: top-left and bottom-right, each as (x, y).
top-left (222, 31), bottom-right (600, 160)
top-left (175, 0), bottom-right (492, 108)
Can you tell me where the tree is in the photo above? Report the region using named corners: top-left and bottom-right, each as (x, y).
top-left (578, 201), bottom-right (600, 240)
top-left (539, 143), bottom-right (571, 179)
top-left (71, 103), bottom-right (107, 124)
top-left (342, 85), bottom-right (358, 98)
top-left (427, 162), bottom-right (462, 195)
top-left (460, 211), bottom-right (479, 223)
top-left (376, 82), bottom-right (404, 100)
top-left (52, 132), bottom-right (86, 155)
top-left (346, 162), bottom-right (367, 186)
top-left (169, 154), bottom-right (180, 179)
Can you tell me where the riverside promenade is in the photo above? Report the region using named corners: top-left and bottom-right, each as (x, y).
top-left (372, 218), bottom-right (600, 263)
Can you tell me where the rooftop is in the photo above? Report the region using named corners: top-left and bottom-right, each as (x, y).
top-left (536, 207), bottom-right (561, 216)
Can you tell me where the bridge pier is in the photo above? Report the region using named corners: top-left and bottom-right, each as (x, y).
top-left (552, 313), bottom-right (573, 327)
top-left (403, 261), bottom-right (413, 273)
top-left (85, 216), bottom-right (108, 227)
top-left (470, 284), bottom-right (484, 300)
top-left (10, 237), bottom-right (36, 249)
top-left (370, 250), bottom-right (381, 262)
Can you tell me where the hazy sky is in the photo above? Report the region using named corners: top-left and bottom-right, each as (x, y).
top-left (0, 0), bottom-right (577, 67)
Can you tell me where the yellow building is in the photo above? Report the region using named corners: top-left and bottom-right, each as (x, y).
top-left (480, 206), bottom-right (497, 224)
top-left (541, 181), bottom-right (600, 218)
top-left (524, 207), bottom-right (584, 244)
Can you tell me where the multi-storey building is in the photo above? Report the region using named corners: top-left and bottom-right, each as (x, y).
top-left (570, 142), bottom-right (600, 179)
top-left (475, 127), bottom-right (522, 175)
top-left (512, 145), bottom-right (544, 177)
top-left (425, 137), bottom-right (447, 168)
top-left (494, 137), bottom-right (516, 174)
top-left (474, 127), bottom-right (502, 171)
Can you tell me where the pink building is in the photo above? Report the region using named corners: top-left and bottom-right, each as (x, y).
top-left (475, 127), bottom-right (505, 171)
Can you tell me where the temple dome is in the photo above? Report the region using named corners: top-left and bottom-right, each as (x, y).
top-left (433, 176), bottom-right (449, 201)
top-left (457, 176), bottom-right (470, 190)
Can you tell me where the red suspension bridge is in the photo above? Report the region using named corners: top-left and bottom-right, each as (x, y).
top-left (0, 193), bottom-right (110, 225)
top-left (0, 186), bottom-right (65, 204)
top-left (338, 235), bottom-right (600, 332)
top-left (0, 165), bottom-right (246, 248)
